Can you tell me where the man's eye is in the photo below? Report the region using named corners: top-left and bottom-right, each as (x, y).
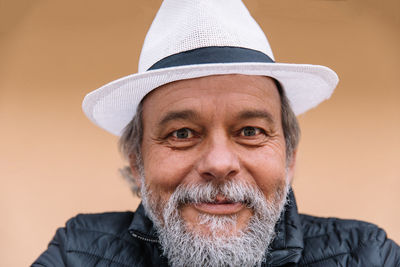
top-left (172, 128), bottom-right (193, 139)
top-left (240, 127), bottom-right (262, 137)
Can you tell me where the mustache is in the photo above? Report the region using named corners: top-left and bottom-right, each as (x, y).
top-left (169, 180), bottom-right (267, 210)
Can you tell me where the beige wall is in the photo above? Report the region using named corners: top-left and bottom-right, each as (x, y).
top-left (1, 0), bottom-right (399, 266)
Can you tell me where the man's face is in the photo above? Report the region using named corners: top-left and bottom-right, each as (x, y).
top-left (132, 74), bottom-right (294, 265)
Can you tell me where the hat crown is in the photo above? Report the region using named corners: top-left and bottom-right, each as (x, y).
top-left (138, 0), bottom-right (274, 72)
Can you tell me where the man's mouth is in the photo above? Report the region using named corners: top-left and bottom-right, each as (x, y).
top-left (192, 195), bottom-right (245, 215)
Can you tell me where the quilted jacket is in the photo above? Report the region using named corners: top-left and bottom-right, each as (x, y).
top-left (33, 190), bottom-right (400, 266)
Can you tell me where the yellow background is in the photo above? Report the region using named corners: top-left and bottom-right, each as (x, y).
top-left (1, 0), bottom-right (399, 266)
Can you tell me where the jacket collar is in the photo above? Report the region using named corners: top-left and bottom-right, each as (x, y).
top-left (267, 189), bottom-right (304, 265)
top-left (129, 204), bottom-right (159, 242)
top-left (129, 189), bottom-right (304, 265)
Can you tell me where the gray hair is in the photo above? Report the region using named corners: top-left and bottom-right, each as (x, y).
top-left (119, 79), bottom-right (300, 196)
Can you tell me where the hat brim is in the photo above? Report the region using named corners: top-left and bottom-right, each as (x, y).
top-left (82, 62), bottom-right (338, 136)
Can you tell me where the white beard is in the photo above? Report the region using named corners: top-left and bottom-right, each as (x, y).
top-left (140, 179), bottom-right (289, 267)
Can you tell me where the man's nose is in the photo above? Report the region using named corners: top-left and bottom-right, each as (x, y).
top-left (196, 133), bottom-right (240, 182)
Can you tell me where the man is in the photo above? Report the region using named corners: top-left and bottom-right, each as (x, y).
top-left (33, 0), bottom-right (400, 266)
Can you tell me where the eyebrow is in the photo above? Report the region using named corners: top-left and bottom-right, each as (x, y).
top-left (236, 110), bottom-right (275, 125)
top-left (158, 110), bottom-right (200, 127)
top-left (157, 109), bottom-right (275, 128)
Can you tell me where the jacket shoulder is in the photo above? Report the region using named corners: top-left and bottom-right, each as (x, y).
top-left (33, 211), bottom-right (149, 267)
top-left (64, 211), bottom-right (142, 253)
top-left (66, 211), bottom-right (134, 235)
top-left (298, 214), bottom-right (400, 266)
top-left (300, 213), bottom-right (382, 241)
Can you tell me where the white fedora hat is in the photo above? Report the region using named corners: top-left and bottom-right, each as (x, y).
top-left (82, 0), bottom-right (339, 136)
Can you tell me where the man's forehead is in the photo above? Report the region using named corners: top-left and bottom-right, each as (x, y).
top-left (141, 74), bottom-right (280, 107)
top-left (140, 74), bottom-right (282, 127)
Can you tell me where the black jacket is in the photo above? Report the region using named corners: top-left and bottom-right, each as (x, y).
top-left (33, 191), bottom-right (400, 266)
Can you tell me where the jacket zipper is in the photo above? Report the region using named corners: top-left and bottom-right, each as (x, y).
top-left (129, 230), bottom-right (159, 243)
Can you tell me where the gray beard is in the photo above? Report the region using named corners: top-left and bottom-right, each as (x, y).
top-left (141, 178), bottom-right (289, 267)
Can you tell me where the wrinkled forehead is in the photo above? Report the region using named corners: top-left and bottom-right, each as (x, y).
top-left (141, 74), bottom-right (281, 116)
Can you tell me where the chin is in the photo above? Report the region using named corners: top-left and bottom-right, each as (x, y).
top-left (187, 214), bottom-right (242, 238)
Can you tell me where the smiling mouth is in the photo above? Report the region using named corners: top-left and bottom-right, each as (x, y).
top-left (192, 196), bottom-right (246, 215)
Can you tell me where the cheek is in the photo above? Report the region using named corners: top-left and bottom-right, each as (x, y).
top-left (241, 146), bottom-right (287, 200)
top-left (142, 144), bottom-right (196, 194)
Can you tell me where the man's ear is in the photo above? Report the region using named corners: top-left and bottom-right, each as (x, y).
top-left (286, 149), bottom-right (297, 184)
top-left (129, 154), bottom-right (142, 188)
